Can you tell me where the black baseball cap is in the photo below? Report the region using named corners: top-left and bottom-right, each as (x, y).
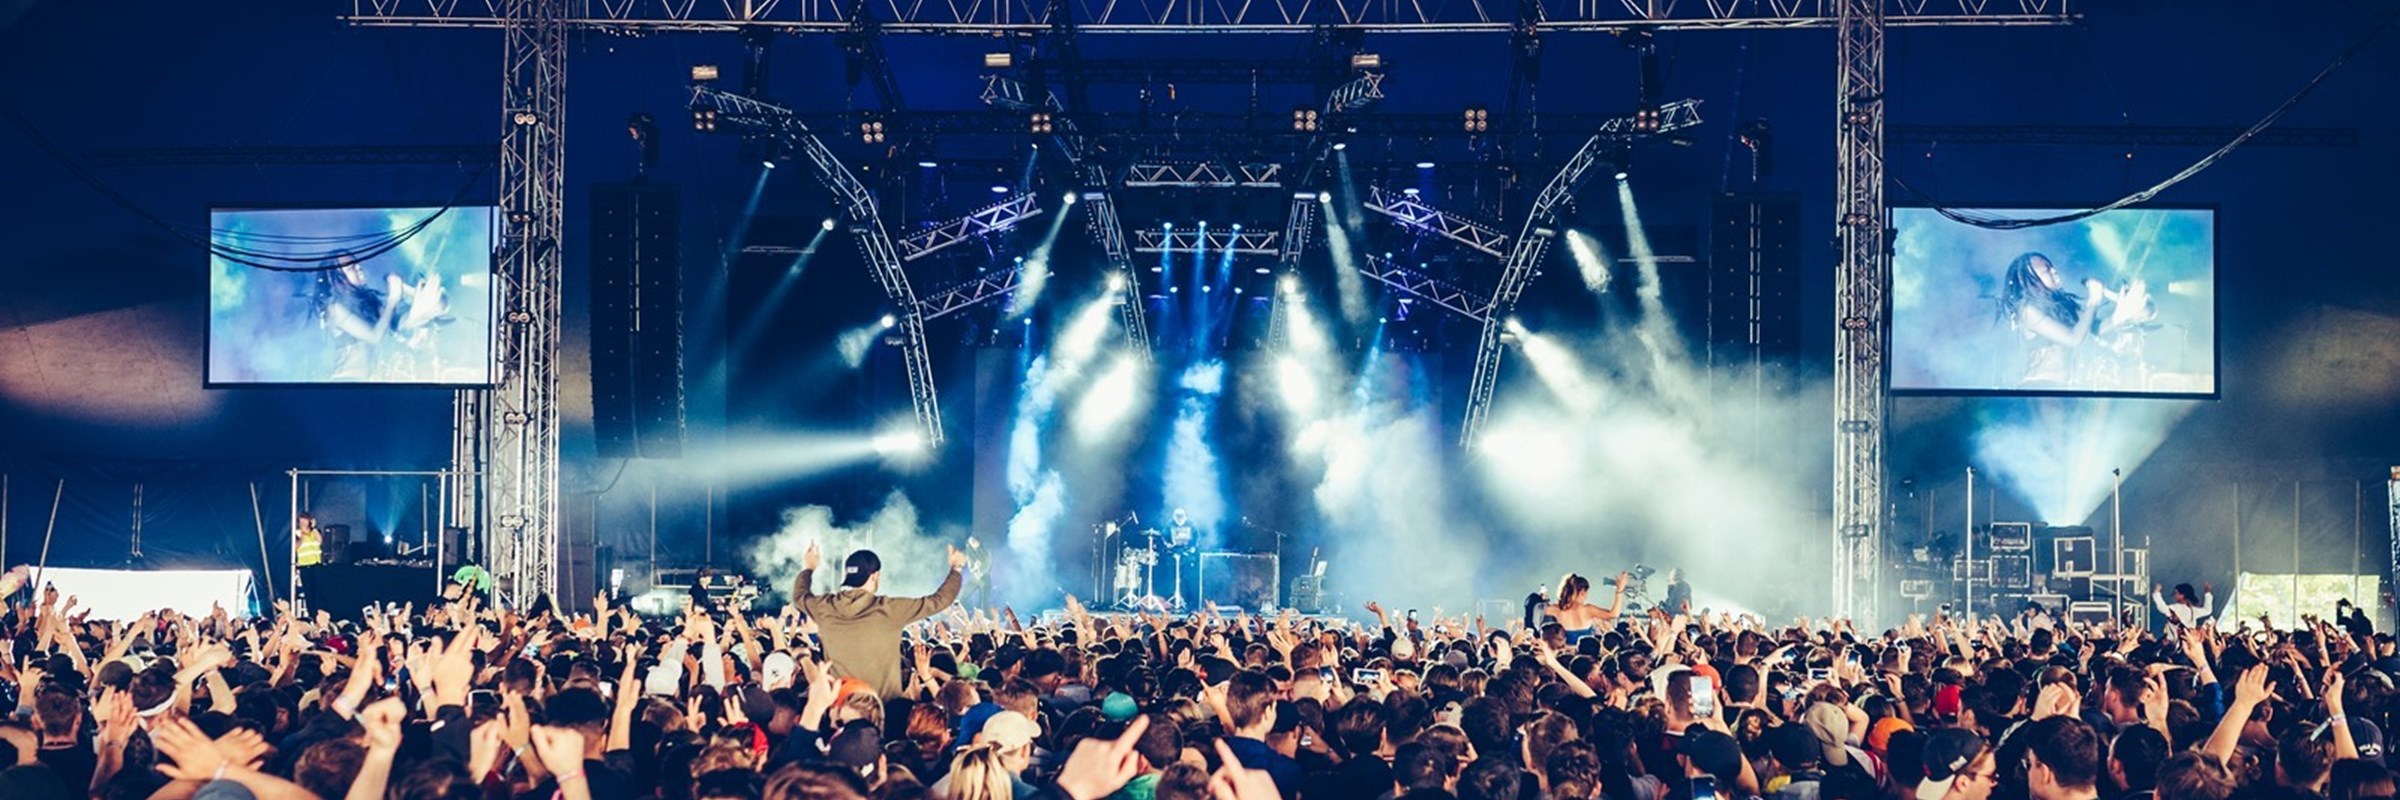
top-left (842, 550), bottom-right (882, 588)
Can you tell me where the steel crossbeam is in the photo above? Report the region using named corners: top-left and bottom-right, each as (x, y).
top-left (1363, 186), bottom-right (1511, 257)
top-left (346, 0), bottom-right (2074, 32)
top-left (917, 268), bottom-right (1026, 320)
top-left (1357, 256), bottom-right (1492, 323)
top-left (898, 194), bottom-right (1042, 261)
top-left (1133, 228), bottom-right (1282, 255)
top-left (1124, 161), bottom-right (1285, 188)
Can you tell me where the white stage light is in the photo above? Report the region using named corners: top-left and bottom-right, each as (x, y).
top-left (872, 427), bottom-right (927, 457)
top-left (1108, 273), bottom-right (1127, 292)
top-left (879, 314), bottom-right (897, 329)
top-left (1276, 355), bottom-right (1320, 415)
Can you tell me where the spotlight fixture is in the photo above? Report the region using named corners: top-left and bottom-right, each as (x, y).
top-left (822, 218), bottom-right (837, 231)
top-left (1108, 273), bottom-right (1128, 291)
top-left (879, 314), bottom-right (898, 329)
top-left (690, 64), bottom-right (721, 82)
top-left (763, 160), bottom-right (777, 169)
top-left (1292, 107), bottom-right (1320, 132)
top-left (1254, 267), bottom-right (1272, 275)
top-left (1331, 141), bottom-right (1347, 151)
top-left (1350, 53), bottom-right (1383, 70)
top-left (858, 119), bottom-right (886, 144)
top-left (692, 108), bottom-right (717, 132)
top-left (916, 160), bottom-right (938, 168)
top-left (990, 184), bottom-right (1010, 194)
top-left (1029, 111), bottom-right (1053, 134)
top-left (984, 52), bottom-right (1014, 69)
top-left (1063, 192), bottom-right (1078, 206)
top-left (1613, 170), bottom-right (1628, 181)
top-left (1415, 160), bottom-right (1435, 169)
top-left (1280, 274), bottom-right (1299, 295)
top-left (1462, 106), bottom-right (1489, 132)
top-left (1317, 191), bottom-right (1331, 204)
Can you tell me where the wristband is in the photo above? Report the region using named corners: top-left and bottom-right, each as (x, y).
top-left (213, 762), bottom-right (229, 782)
top-left (556, 770), bottom-right (585, 784)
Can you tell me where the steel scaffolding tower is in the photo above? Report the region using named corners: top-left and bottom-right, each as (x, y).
top-left (1832, 0), bottom-right (1888, 621)
top-left (480, 0), bottom-right (567, 607)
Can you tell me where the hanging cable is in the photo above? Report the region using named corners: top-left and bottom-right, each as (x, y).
top-left (0, 97), bottom-right (493, 272)
top-left (1896, 5), bottom-right (2397, 230)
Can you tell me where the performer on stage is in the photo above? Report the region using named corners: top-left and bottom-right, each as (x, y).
top-left (689, 566), bottom-right (717, 613)
top-left (1544, 572), bottom-right (1629, 645)
top-left (294, 513), bottom-right (324, 568)
top-left (2152, 581), bottom-right (2214, 629)
top-left (1661, 568), bottom-right (1692, 615)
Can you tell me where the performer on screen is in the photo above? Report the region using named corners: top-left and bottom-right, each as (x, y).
top-left (1995, 252), bottom-right (2154, 388)
top-left (962, 536), bottom-right (990, 608)
top-left (308, 250), bottom-right (455, 381)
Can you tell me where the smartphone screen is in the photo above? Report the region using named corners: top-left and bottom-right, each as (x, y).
top-left (1353, 668), bottom-right (1385, 684)
top-left (1690, 675), bottom-right (1717, 717)
top-left (1808, 667), bottom-right (1832, 682)
top-left (1692, 776), bottom-right (1718, 800)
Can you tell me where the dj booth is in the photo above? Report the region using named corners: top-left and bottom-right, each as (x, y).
top-left (299, 561), bottom-right (443, 620)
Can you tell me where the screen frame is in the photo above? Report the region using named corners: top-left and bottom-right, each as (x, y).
top-left (203, 203), bottom-right (500, 389)
top-left (1886, 202), bottom-right (2221, 400)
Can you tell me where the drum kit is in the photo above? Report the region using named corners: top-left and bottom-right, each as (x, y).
top-left (1108, 510), bottom-right (1197, 610)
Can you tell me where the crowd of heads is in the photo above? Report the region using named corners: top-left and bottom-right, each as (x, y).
top-left (0, 560), bottom-right (2394, 800)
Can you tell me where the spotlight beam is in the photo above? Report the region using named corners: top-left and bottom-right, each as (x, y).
top-left (980, 75), bottom-right (1152, 359)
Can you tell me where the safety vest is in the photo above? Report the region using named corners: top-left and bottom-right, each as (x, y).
top-left (296, 529), bottom-right (323, 567)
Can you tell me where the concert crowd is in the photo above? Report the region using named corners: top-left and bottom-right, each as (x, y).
top-left (0, 553), bottom-right (2392, 800)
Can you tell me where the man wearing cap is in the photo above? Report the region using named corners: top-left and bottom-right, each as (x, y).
top-left (795, 540), bottom-right (968, 697)
top-left (1916, 728), bottom-right (1997, 800)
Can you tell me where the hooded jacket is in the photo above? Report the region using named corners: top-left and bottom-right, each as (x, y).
top-left (794, 566), bottom-right (963, 696)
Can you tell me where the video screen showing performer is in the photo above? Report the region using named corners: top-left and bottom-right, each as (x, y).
top-left (208, 206), bottom-right (496, 385)
top-left (1891, 207), bottom-right (2216, 395)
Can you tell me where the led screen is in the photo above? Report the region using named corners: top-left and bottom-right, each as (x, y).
top-left (208, 206), bottom-right (494, 385)
top-left (1891, 206), bottom-right (2216, 396)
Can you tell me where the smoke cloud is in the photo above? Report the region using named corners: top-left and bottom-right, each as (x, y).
top-left (747, 491), bottom-right (961, 601)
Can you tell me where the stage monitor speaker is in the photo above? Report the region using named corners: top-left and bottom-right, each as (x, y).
top-left (2053, 536), bottom-right (2096, 577)
top-left (1992, 554), bottom-right (2033, 589)
top-left (591, 182), bottom-right (685, 459)
top-left (320, 524), bottom-right (353, 565)
top-left (1199, 552), bottom-right (1279, 612)
top-left (1989, 522), bottom-right (2034, 552)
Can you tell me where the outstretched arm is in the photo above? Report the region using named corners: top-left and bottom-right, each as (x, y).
top-left (895, 548), bottom-right (968, 624)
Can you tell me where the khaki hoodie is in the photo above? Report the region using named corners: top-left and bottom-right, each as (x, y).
top-left (794, 566), bottom-right (963, 696)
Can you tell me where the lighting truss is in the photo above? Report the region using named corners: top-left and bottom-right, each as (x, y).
top-left (1460, 97), bottom-right (1704, 446)
top-left (345, 0), bottom-right (2075, 33)
top-left (1831, 0), bottom-right (1887, 622)
top-left (1266, 194), bottom-right (1316, 350)
top-left (475, 0), bottom-right (569, 609)
top-left (1358, 256), bottom-right (1492, 323)
top-left (1363, 186), bottom-right (1511, 257)
top-left (1124, 161), bottom-right (1284, 188)
top-left (1323, 72), bottom-right (1386, 113)
top-left (898, 193), bottom-right (1042, 261)
top-left (1133, 228), bottom-right (1281, 255)
top-left (981, 75), bottom-right (1152, 359)
top-left (917, 267), bottom-right (1025, 320)
top-left (690, 85), bottom-right (944, 447)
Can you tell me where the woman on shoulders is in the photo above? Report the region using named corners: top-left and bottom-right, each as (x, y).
top-left (1547, 572), bottom-right (1629, 644)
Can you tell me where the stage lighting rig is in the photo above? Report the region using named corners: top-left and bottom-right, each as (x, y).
top-left (858, 118), bottom-right (886, 144)
top-left (690, 64), bottom-right (720, 83)
top-left (1030, 111), bottom-right (1053, 134)
top-left (1463, 106), bottom-right (1489, 132)
top-left (1293, 108), bottom-right (1320, 132)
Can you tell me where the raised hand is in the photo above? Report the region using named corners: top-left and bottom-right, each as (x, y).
top-left (948, 544), bottom-right (969, 571)
top-left (529, 725), bottom-right (587, 777)
top-left (358, 696), bottom-right (407, 751)
top-left (149, 718), bottom-right (231, 781)
top-left (1057, 715), bottom-right (1153, 800)
top-left (803, 540), bottom-right (822, 572)
top-left (2230, 664), bottom-right (2272, 709)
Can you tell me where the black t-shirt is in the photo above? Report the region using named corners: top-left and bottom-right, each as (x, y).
top-left (36, 744), bottom-right (95, 794)
top-left (522, 754), bottom-right (637, 800)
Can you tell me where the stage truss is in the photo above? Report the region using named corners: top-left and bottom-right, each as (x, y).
top-left (349, 0), bottom-right (2074, 621)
